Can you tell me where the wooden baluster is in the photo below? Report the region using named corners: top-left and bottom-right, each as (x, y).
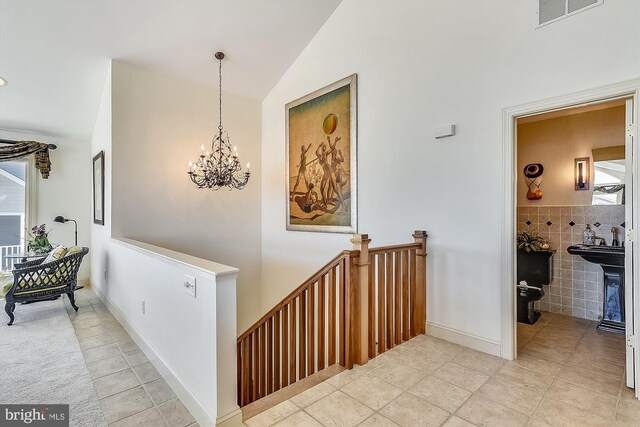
top-left (402, 250), bottom-right (410, 342)
top-left (308, 283), bottom-right (315, 375)
top-left (394, 251), bottom-right (401, 345)
top-left (299, 291), bottom-right (307, 380)
top-left (267, 318), bottom-right (273, 394)
top-left (259, 323), bottom-right (266, 397)
top-left (339, 259), bottom-right (346, 366)
top-left (413, 230), bottom-right (428, 335)
top-left (318, 275), bottom-right (326, 371)
top-left (329, 267), bottom-right (337, 366)
top-left (368, 254), bottom-right (375, 358)
top-left (282, 305), bottom-right (289, 387)
top-left (409, 249), bottom-right (416, 337)
top-left (289, 300), bottom-right (296, 385)
top-left (274, 312), bottom-right (281, 392)
top-left (252, 331), bottom-right (259, 401)
top-left (386, 252), bottom-right (394, 348)
top-left (245, 337), bottom-right (252, 405)
top-left (344, 255), bottom-right (353, 369)
top-left (377, 253), bottom-right (386, 354)
top-left (237, 341), bottom-right (242, 406)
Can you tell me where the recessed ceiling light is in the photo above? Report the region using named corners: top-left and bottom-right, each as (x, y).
top-left (0, 76), bottom-right (6, 86)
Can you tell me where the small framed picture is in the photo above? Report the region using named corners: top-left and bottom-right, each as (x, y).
top-left (93, 151), bottom-right (105, 225)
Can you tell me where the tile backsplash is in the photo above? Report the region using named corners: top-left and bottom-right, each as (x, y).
top-left (517, 205), bottom-right (625, 321)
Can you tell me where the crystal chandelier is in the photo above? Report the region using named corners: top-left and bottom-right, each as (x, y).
top-left (188, 52), bottom-right (250, 190)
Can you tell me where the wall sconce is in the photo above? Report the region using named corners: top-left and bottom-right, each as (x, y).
top-left (575, 157), bottom-right (590, 190)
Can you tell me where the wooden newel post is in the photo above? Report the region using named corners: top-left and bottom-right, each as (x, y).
top-left (350, 233), bottom-right (371, 366)
top-left (413, 230), bottom-right (428, 335)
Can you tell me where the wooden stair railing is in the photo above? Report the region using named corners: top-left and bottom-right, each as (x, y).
top-left (237, 230), bottom-right (427, 407)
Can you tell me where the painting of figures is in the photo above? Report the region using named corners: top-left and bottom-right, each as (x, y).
top-left (286, 74), bottom-right (357, 233)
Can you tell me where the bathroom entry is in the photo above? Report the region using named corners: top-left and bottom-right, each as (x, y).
top-left (513, 96), bottom-right (636, 389)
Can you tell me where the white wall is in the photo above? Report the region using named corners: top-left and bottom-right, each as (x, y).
top-left (90, 65), bottom-right (112, 286)
top-left (0, 128), bottom-right (92, 281)
top-left (261, 0), bottom-right (640, 349)
top-left (90, 65), bottom-right (241, 427)
top-left (109, 61), bottom-right (262, 331)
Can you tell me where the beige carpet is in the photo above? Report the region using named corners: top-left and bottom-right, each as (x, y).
top-left (0, 297), bottom-right (107, 427)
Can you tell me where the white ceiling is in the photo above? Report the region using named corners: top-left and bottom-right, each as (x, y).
top-left (0, 0), bottom-right (341, 142)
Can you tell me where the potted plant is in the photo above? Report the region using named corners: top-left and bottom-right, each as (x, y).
top-left (517, 230), bottom-right (550, 252)
top-left (27, 224), bottom-right (53, 254)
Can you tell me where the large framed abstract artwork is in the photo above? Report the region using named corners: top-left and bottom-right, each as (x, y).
top-left (286, 74), bottom-right (357, 233)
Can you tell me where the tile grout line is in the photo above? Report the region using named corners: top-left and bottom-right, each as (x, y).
top-left (518, 314), bottom-right (625, 423)
top-left (248, 311), bottom-right (629, 427)
top-left (68, 289), bottom-right (197, 427)
top-left (94, 298), bottom-right (172, 427)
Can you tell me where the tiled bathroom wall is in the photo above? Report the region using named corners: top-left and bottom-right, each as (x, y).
top-left (517, 205), bottom-right (625, 321)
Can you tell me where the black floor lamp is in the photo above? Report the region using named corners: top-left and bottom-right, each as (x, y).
top-left (53, 216), bottom-right (78, 246)
top-left (54, 215), bottom-right (82, 289)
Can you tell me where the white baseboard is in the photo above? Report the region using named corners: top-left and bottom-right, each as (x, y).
top-left (426, 322), bottom-right (502, 357)
top-left (91, 286), bottom-right (218, 427)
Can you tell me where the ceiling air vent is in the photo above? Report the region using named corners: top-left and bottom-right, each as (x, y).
top-left (537, 0), bottom-right (603, 27)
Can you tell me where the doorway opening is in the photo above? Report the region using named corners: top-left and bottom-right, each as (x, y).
top-left (502, 80), bottom-right (640, 397)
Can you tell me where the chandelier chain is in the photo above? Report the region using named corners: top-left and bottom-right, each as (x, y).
top-left (218, 55), bottom-right (223, 131)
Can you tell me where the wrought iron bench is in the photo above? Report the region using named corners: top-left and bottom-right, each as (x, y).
top-left (2, 247), bottom-right (89, 325)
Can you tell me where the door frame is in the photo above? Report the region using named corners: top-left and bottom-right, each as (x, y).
top-left (501, 79), bottom-right (640, 394)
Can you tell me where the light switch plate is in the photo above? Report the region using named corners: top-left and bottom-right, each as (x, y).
top-left (184, 275), bottom-right (196, 297)
top-left (434, 124), bottom-right (456, 139)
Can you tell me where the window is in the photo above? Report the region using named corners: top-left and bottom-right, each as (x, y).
top-left (0, 161), bottom-right (29, 271)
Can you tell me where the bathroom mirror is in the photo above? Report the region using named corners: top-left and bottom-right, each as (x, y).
top-left (591, 146), bottom-right (625, 205)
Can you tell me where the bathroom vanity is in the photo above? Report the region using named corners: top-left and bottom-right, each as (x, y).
top-left (567, 244), bottom-right (625, 333)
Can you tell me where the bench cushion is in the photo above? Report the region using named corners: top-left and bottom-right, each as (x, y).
top-left (1, 272), bottom-right (12, 298)
top-left (14, 284), bottom-right (67, 296)
top-left (1, 273), bottom-right (65, 297)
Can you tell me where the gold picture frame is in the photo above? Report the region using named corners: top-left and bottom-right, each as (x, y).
top-left (285, 74), bottom-right (357, 233)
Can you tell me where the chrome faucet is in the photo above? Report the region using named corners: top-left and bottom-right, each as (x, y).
top-left (594, 236), bottom-right (607, 246)
top-left (611, 227), bottom-right (620, 247)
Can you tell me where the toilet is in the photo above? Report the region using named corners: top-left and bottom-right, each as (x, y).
top-left (517, 249), bottom-right (555, 325)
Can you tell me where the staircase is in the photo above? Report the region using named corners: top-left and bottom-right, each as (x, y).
top-left (237, 230), bottom-right (428, 410)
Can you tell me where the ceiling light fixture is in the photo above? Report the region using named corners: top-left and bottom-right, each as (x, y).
top-left (188, 52), bottom-right (250, 190)
top-left (0, 76), bottom-right (6, 86)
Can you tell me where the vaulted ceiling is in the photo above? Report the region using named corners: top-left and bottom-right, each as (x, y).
top-left (0, 0), bottom-right (341, 142)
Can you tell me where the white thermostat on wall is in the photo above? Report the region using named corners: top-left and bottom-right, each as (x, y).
top-left (435, 125), bottom-right (456, 139)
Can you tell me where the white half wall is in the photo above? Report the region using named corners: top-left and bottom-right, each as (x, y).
top-left (260, 0), bottom-right (640, 348)
top-left (92, 238), bottom-right (240, 427)
top-left (110, 61), bottom-right (262, 331)
top-left (0, 129), bottom-right (92, 282)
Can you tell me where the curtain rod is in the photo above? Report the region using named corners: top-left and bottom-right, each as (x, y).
top-left (0, 139), bottom-right (57, 150)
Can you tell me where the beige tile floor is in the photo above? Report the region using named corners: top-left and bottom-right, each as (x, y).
top-left (66, 288), bottom-right (199, 427)
top-left (245, 311), bottom-right (640, 426)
